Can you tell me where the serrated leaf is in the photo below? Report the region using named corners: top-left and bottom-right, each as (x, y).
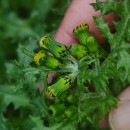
top-left (30, 116), bottom-right (63, 130)
top-left (0, 114), bottom-right (14, 130)
top-left (0, 85), bottom-right (31, 110)
top-left (117, 50), bottom-right (130, 80)
top-left (93, 0), bottom-right (130, 51)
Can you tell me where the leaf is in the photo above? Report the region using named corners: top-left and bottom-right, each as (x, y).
top-left (117, 50), bottom-right (130, 80)
top-left (93, 0), bottom-right (130, 51)
top-left (80, 92), bottom-right (117, 125)
top-left (0, 114), bottom-right (14, 130)
top-left (0, 85), bottom-right (31, 110)
top-left (94, 16), bottom-right (114, 45)
top-left (30, 116), bottom-right (77, 130)
top-left (30, 116), bottom-right (63, 130)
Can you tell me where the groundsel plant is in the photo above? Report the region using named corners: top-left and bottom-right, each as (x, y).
top-left (20, 0), bottom-right (130, 129)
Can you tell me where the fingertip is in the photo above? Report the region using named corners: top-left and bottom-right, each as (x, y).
top-left (118, 86), bottom-right (130, 101)
top-left (109, 86), bottom-right (130, 130)
top-left (54, 25), bottom-right (77, 47)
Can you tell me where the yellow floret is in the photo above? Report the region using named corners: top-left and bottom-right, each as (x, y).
top-left (73, 23), bottom-right (89, 33)
top-left (33, 51), bottom-right (45, 65)
top-left (39, 35), bottom-right (50, 48)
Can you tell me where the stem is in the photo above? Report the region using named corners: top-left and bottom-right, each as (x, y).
top-left (22, 48), bottom-right (34, 58)
top-left (95, 53), bottom-right (100, 76)
top-left (41, 73), bottom-right (48, 98)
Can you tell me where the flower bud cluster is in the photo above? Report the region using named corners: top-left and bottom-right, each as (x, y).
top-left (32, 23), bottom-right (107, 122)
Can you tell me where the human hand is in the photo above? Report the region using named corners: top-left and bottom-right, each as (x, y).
top-left (54, 0), bottom-right (130, 129)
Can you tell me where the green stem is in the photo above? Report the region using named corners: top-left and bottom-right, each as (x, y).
top-left (41, 73), bottom-right (48, 98)
top-left (22, 48), bottom-right (34, 58)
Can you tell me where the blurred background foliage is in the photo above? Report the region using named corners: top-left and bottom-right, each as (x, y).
top-left (0, 0), bottom-right (70, 84)
top-left (0, 0), bottom-right (71, 129)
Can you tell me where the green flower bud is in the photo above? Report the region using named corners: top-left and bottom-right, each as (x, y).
top-left (48, 104), bottom-right (66, 117)
top-left (58, 91), bottom-right (68, 102)
top-left (55, 92), bottom-right (68, 103)
top-left (39, 35), bottom-right (68, 59)
top-left (69, 43), bottom-right (88, 58)
top-left (86, 36), bottom-right (99, 52)
top-left (67, 95), bottom-right (77, 104)
top-left (73, 24), bottom-right (100, 53)
top-left (55, 98), bottom-right (60, 104)
top-left (65, 105), bottom-right (77, 118)
top-left (33, 50), bottom-right (61, 69)
top-left (47, 74), bottom-right (76, 98)
top-left (44, 55), bottom-right (61, 69)
top-left (73, 23), bottom-right (89, 44)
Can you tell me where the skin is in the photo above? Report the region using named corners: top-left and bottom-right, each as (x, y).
top-left (53, 0), bottom-right (130, 129)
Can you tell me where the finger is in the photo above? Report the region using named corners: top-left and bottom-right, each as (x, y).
top-left (98, 116), bottom-right (109, 129)
top-left (54, 0), bottom-right (118, 46)
top-left (109, 86), bottom-right (130, 130)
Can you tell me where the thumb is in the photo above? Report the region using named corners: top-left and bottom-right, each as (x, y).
top-left (109, 86), bottom-right (130, 130)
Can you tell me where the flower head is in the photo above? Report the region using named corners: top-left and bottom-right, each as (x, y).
top-left (69, 43), bottom-right (88, 58)
top-left (65, 105), bottom-right (77, 118)
top-left (49, 104), bottom-right (66, 117)
top-left (73, 24), bottom-right (100, 53)
top-left (33, 50), bottom-right (61, 69)
top-left (73, 23), bottom-right (89, 45)
top-left (86, 36), bottom-right (99, 52)
top-left (39, 35), bottom-right (68, 59)
top-left (47, 74), bottom-right (76, 98)
top-left (34, 50), bottom-right (45, 65)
